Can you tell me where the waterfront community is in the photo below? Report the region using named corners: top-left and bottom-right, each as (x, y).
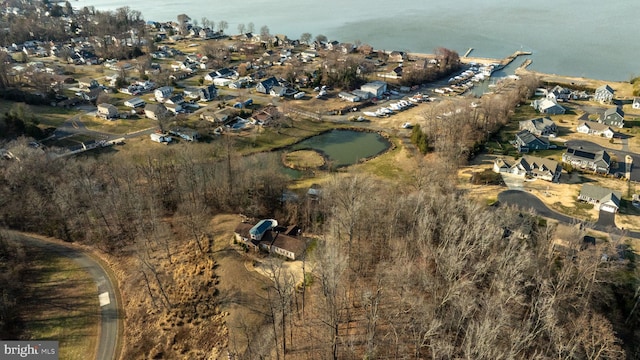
top-left (1, 2), bottom-right (640, 360)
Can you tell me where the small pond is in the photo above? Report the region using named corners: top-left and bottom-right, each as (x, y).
top-left (290, 129), bottom-right (391, 168)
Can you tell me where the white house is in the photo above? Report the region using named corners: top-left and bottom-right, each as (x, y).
top-left (493, 155), bottom-right (561, 182)
top-left (154, 86), bottom-right (173, 102)
top-left (150, 132), bottom-right (172, 144)
top-left (576, 121), bottom-right (615, 139)
top-left (97, 103), bottom-right (118, 119)
top-left (594, 84), bottom-right (614, 104)
top-left (578, 184), bottom-right (621, 213)
top-left (124, 97), bottom-right (146, 108)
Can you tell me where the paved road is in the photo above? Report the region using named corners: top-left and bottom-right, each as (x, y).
top-left (11, 234), bottom-right (121, 360)
top-left (565, 139), bottom-right (640, 181)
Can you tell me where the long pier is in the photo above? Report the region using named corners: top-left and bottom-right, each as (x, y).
top-left (495, 50), bottom-right (533, 71)
top-left (463, 47), bottom-right (474, 57)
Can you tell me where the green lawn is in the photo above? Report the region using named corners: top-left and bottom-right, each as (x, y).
top-left (79, 115), bottom-right (157, 134)
top-left (0, 99), bottom-right (81, 128)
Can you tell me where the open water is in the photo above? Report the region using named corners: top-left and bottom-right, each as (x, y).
top-left (76, 0), bottom-right (640, 81)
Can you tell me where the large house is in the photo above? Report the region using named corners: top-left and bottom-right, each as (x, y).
top-left (531, 98), bottom-right (566, 115)
top-left (519, 117), bottom-right (557, 136)
top-left (562, 147), bottom-right (611, 174)
top-left (154, 86), bottom-right (174, 102)
top-left (546, 85), bottom-right (571, 102)
top-left (594, 84), bottom-right (615, 104)
top-left (493, 155), bottom-right (561, 182)
top-left (578, 184), bottom-right (621, 213)
top-left (234, 220), bottom-right (306, 260)
top-left (144, 103), bottom-right (168, 120)
top-left (514, 130), bottom-right (550, 153)
top-left (599, 107), bottom-right (624, 128)
top-left (360, 81), bottom-right (387, 99)
top-left (97, 103), bottom-right (118, 119)
top-left (576, 121), bottom-right (615, 139)
top-left (256, 77), bottom-right (280, 94)
top-left (197, 84), bottom-right (217, 101)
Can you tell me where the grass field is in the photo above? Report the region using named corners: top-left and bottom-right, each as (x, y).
top-left (20, 245), bottom-right (99, 360)
top-left (0, 99), bottom-right (81, 128)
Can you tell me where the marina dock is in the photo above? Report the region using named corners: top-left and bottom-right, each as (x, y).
top-left (463, 47), bottom-right (474, 57)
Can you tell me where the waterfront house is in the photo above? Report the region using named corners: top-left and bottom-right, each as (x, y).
top-left (576, 121), bottom-right (615, 139)
top-left (562, 147), bottom-right (611, 174)
top-left (531, 98), bottom-right (566, 115)
top-left (599, 107), bottom-right (624, 128)
top-left (514, 130), bottom-right (550, 153)
top-left (97, 103), bottom-right (118, 119)
top-left (361, 81), bottom-right (387, 99)
top-left (594, 84), bottom-right (615, 104)
top-left (388, 51), bottom-right (407, 62)
top-left (493, 155), bottom-right (561, 182)
top-left (578, 184), bottom-right (621, 213)
top-left (546, 85), bottom-right (571, 102)
top-left (633, 97), bottom-right (640, 109)
top-left (519, 117), bottom-right (557, 137)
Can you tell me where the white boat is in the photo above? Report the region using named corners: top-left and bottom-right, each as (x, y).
top-left (363, 111), bottom-right (378, 117)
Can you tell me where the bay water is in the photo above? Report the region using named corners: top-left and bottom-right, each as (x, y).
top-left (76, 0), bottom-right (640, 81)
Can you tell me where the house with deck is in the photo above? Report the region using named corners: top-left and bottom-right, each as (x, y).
top-left (234, 221), bottom-right (306, 260)
top-left (519, 117), bottom-right (557, 137)
top-left (576, 121), bottom-right (615, 139)
top-left (599, 107), bottom-right (624, 128)
top-left (578, 184), bottom-right (621, 213)
top-left (562, 147), bottom-right (611, 174)
top-left (493, 155), bottom-right (561, 182)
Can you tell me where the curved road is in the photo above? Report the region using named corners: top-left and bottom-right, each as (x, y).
top-left (498, 190), bottom-right (640, 239)
top-left (11, 234), bottom-right (121, 360)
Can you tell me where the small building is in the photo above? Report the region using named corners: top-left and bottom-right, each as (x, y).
top-left (633, 97), bottom-right (640, 110)
top-left (519, 117), bottom-right (557, 137)
top-left (361, 81), bottom-right (387, 99)
top-left (124, 97), bottom-right (146, 108)
top-left (269, 86), bottom-right (286, 97)
top-left (578, 184), bottom-right (621, 213)
top-left (576, 121), bottom-right (615, 139)
top-left (546, 85), bottom-right (571, 102)
top-left (97, 103), bottom-right (118, 119)
top-left (250, 219), bottom-right (278, 241)
top-left (150, 132), bottom-right (172, 144)
top-left (599, 107), bottom-right (624, 128)
top-left (562, 147), bottom-right (611, 174)
top-left (351, 89), bottom-right (371, 100)
top-left (514, 130), bottom-right (549, 153)
top-left (338, 92), bottom-right (360, 102)
top-left (594, 84), bottom-right (615, 104)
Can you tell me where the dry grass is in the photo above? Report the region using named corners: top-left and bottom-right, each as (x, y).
top-left (284, 149), bottom-right (325, 169)
top-left (19, 245), bottom-right (99, 360)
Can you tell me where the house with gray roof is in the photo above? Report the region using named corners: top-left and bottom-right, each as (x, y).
top-left (562, 147), bottom-right (611, 174)
top-left (594, 84), bottom-right (615, 104)
top-left (599, 107), bottom-right (624, 128)
top-left (578, 184), bottom-right (621, 213)
top-left (576, 121), bottom-right (615, 139)
top-left (493, 155), bottom-right (561, 182)
top-left (256, 76), bottom-right (280, 94)
top-left (514, 130), bottom-right (550, 153)
top-left (519, 117), bottom-right (557, 136)
top-left (361, 81), bottom-right (387, 98)
top-left (531, 98), bottom-right (566, 115)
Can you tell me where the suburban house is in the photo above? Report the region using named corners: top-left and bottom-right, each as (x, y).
top-left (388, 51), bottom-right (407, 62)
top-left (164, 102), bottom-right (182, 114)
top-left (519, 117), bottom-right (557, 136)
top-left (144, 103), bottom-right (168, 120)
top-left (124, 97), bottom-right (146, 108)
top-left (599, 107), bottom-right (624, 128)
top-left (633, 97), bottom-right (640, 109)
top-left (531, 98), bottom-right (566, 115)
top-left (514, 130), bottom-right (550, 153)
top-left (234, 221), bottom-right (306, 260)
top-left (361, 81), bottom-right (387, 98)
top-left (594, 84), bottom-right (615, 104)
top-left (269, 86), bottom-right (286, 97)
top-left (578, 184), bottom-right (622, 213)
top-left (97, 103), bottom-right (118, 119)
top-left (78, 78), bottom-right (99, 89)
top-left (256, 77), bottom-right (280, 94)
top-left (154, 86), bottom-right (174, 102)
top-left (576, 121), bottom-right (615, 139)
top-left (169, 128), bottom-right (199, 141)
top-left (197, 84), bottom-right (217, 101)
top-left (493, 155), bottom-right (561, 182)
top-left (562, 147), bottom-right (611, 174)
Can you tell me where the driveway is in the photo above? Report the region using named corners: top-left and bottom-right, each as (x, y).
top-left (11, 233), bottom-right (121, 360)
top-left (500, 173), bottom-right (524, 190)
top-left (596, 209), bottom-right (617, 229)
